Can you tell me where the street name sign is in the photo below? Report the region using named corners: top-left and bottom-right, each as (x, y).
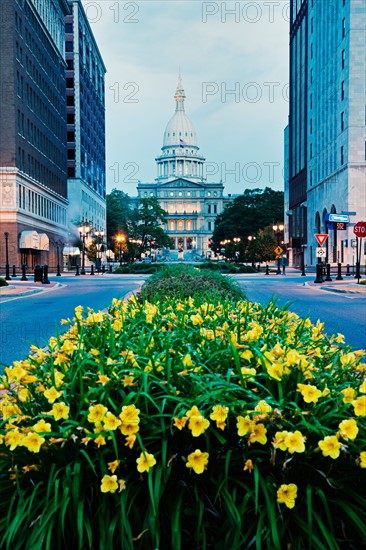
top-left (314, 234), bottom-right (328, 246)
top-left (316, 247), bottom-right (326, 258)
top-left (325, 213), bottom-right (349, 223)
top-left (353, 221), bottom-right (366, 237)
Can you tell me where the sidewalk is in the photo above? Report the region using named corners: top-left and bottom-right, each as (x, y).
top-left (0, 281), bottom-right (60, 298)
top-left (307, 278), bottom-right (366, 294)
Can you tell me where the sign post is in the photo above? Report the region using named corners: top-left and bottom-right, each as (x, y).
top-left (353, 222), bottom-right (366, 283)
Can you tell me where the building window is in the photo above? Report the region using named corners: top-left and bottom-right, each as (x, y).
top-left (207, 191), bottom-right (211, 196)
top-left (341, 146), bottom-right (344, 165)
top-left (310, 69), bottom-right (313, 84)
top-left (311, 17), bottom-right (313, 33)
top-left (67, 149), bottom-right (75, 160)
top-left (310, 143), bottom-right (313, 159)
top-left (310, 170), bottom-right (313, 186)
top-left (208, 221), bottom-right (212, 231)
top-left (341, 81), bottom-right (345, 101)
top-left (66, 95), bottom-right (75, 106)
top-left (342, 18), bottom-right (346, 38)
top-left (341, 112), bottom-right (344, 131)
top-left (310, 43), bottom-right (313, 59)
top-left (67, 113), bottom-right (75, 124)
top-left (170, 191), bottom-right (174, 197)
top-left (310, 93), bottom-right (313, 109)
top-left (342, 49), bottom-right (345, 69)
top-left (214, 204), bottom-right (217, 214)
top-left (187, 191), bottom-right (191, 196)
top-left (178, 191), bottom-right (182, 196)
top-left (67, 131), bottom-right (75, 142)
top-left (66, 77), bottom-right (74, 88)
top-left (65, 23), bottom-right (73, 33)
top-left (208, 204), bottom-right (211, 214)
top-left (68, 167), bottom-right (75, 177)
top-left (310, 118), bottom-right (313, 134)
top-left (65, 41), bottom-right (73, 52)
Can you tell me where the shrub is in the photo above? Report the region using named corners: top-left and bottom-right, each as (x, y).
top-left (138, 264), bottom-right (244, 302)
top-left (238, 265), bottom-right (257, 274)
top-left (0, 278), bottom-right (9, 287)
top-left (0, 296), bottom-right (365, 549)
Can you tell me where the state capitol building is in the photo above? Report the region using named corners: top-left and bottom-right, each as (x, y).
top-left (134, 76), bottom-right (234, 256)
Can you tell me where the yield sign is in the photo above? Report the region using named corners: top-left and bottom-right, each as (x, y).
top-left (314, 234), bottom-right (328, 246)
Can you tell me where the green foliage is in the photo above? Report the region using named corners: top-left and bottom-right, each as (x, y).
top-left (212, 188), bottom-right (284, 256)
top-left (0, 278), bottom-right (9, 287)
top-left (106, 189), bottom-right (131, 248)
top-left (138, 265), bottom-right (244, 302)
top-left (113, 264), bottom-right (160, 274)
top-left (128, 197), bottom-right (174, 254)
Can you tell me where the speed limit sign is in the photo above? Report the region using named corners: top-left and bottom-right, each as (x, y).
top-left (316, 247), bottom-right (326, 258)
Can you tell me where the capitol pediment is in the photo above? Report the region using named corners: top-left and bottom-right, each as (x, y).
top-left (158, 178), bottom-right (205, 189)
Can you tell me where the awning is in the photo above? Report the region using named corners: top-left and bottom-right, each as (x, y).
top-left (63, 246), bottom-right (80, 256)
top-left (19, 231), bottom-right (39, 250)
top-left (38, 233), bottom-right (49, 251)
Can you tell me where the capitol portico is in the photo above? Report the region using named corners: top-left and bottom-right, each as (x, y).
top-left (136, 76), bottom-right (233, 256)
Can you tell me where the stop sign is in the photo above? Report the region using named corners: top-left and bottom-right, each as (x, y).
top-left (353, 221), bottom-right (366, 237)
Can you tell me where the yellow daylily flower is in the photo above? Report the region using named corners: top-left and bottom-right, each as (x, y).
top-left (186, 449), bottom-right (209, 474)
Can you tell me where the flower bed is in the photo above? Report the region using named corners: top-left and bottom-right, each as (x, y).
top-left (0, 296), bottom-right (365, 549)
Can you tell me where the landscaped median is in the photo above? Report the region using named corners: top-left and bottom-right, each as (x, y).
top-left (0, 267), bottom-right (365, 549)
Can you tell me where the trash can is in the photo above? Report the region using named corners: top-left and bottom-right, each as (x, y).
top-left (34, 264), bottom-right (43, 282)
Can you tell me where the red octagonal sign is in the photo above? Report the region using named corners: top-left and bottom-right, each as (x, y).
top-left (353, 221), bottom-right (366, 237)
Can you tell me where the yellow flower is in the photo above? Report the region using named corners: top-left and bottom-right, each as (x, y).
top-left (118, 479), bottom-right (126, 492)
top-left (338, 418), bottom-right (358, 441)
top-left (359, 380), bottom-right (366, 394)
top-left (248, 423), bottom-right (267, 445)
top-left (353, 396), bottom-right (366, 416)
top-left (119, 404), bottom-right (140, 435)
top-left (241, 366), bottom-right (256, 377)
top-left (237, 416), bottom-right (254, 437)
top-left (186, 449), bottom-right (209, 474)
top-left (359, 452), bottom-right (366, 468)
top-left (182, 354), bottom-right (194, 367)
top-left (100, 474), bottom-right (118, 493)
top-left (210, 405), bottom-right (229, 429)
top-left (88, 311), bottom-right (104, 323)
top-left (272, 343), bottom-right (284, 357)
top-left (90, 349), bottom-right (100, 356)
top-left (94, 434), bottom-right (106, 448)
top-left (285, 431), bottom-right (306, 454)
top-left (272, 431), bottom-right (289, 451)
top-left (103, 412), bottom-right (121, 431)
top-left (54, 370), bottom-right (65, 388)
top-left (341, 387), bottom-right (356, 403)
top-left (173, 416), bottom-right (188, 430)
top-left (32, 419), bottom-right (52, 433)
top-left (277, 484), bottom-right (298, 509)
top-left (267, 363), bottom-right (283, 381)
top-left (340, 352), bottom-right (355, 367)
top-left (49, 402), bottom-right (70, 421)
top-left (5, 429), bottom-right (23, 451)
top-left (123, 376), bottom-right (135, 387)
top-left (318, 435), bottom-right (341, 459)
top-left (112, 319), bottom-right (122, 332)
top-left (136, 451), bottom-right (156, 473)
top-left (240, 349), bottom-right (254, 361)
top-left (5, 365), bottom-right (26, 382)
top-left (285, 349), bottom-right (301, 365)
top-left (124, 434), bottom-right (136, 449)
top-left (334, 333), bottom-right (345, 343)
top-left (61, 339), bottom-right (75, 354)
top-left (254, 400), bottom-right (272, 415)
top-left (297, 383), bottom-right (322, 404)
top-left (44, 387), bottom-right (62, 404)
top-left (88, 404), bottom-right (108, 424)
top-left (243, 459), bottom-right (253, 473)
top-left (191, 314), bottom-right (204, 325)
top-left (188, 413), bottom-right (210, 437)
top-left (22, 432), bottom-right (45, 453)
top-left (96, 374), bottom-right (110, 386)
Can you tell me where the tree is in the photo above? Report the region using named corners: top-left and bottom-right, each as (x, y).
top-left (106, 189), bottom-right (131, 248)
top-left (128, 197), bottom-right (173, 256)
top-left (212, 188), bottom-right (284, 251)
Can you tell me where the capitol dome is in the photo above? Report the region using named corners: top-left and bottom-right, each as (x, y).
top-left (163, 75), bottom-right (198, 148)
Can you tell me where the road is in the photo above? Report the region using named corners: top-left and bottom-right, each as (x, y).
top-left (0, 273), bottom-right (365, 370)
top-left (0, 275), bottom-right (143, 369)
top-left (236, 274), bottom-right (366, 350)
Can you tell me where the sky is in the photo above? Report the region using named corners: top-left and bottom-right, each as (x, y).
top-left (82, 0), bottom-right (290, 197)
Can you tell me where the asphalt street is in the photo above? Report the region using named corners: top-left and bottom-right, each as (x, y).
top-left (0, 273), bottom-right (365, 370)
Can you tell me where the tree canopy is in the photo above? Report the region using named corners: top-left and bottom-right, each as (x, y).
top-left (128, 197), bottom-right (173, 254)
top-left (106, 189), bottom-right (131, 248)
top-left (212, 187), bottom-right (284, 246)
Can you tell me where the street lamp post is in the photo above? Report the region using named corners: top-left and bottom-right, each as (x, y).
top-left (116, 235), bottom-right (125, 267)
top-left (56, 244), bottom-right (61, 276)
top-left (233, 237), bottom-right (241, 262)
top-left (4, 232), bottom-right (11, 281)
top-left (95, 230), bottom-right (105, 272)
top-left (247, 235), bottom-right (256, 267)
top-left (273, 224), bottom-right (284, 275)
top-left (79, 225), bottom-right (90, 275)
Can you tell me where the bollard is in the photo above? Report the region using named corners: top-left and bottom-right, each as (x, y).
top-left (355, 261), bottom-right (361, 281)
top-left (34, 264), bottom-right (43, 283)
top-left (42, 264), bottom-right (50, 284)
top-left (75, 264), bottom-right (80, 276)
top-left (282, 264), bottom-right (286, 275)
top-left (301, 263), bottom-right (306, 277)
top-left (346, 264), bottom-right (350, 276)
top-left (265, 264), bottom-right (269, 275)
top-left (257, 264), bottom-right (260, 273)
top-left (325, 263), bottom-right (332, 282)
top-left (12, 265), bottom-right (17, 277)
top-left (314, 263), bottom-right (324, 284)
top-left (21, 263), bottom-right (28, 281)
top-left (336, 263), bottom-right (343, 281)
top-left (90, 264), bottom-right (95, 276)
